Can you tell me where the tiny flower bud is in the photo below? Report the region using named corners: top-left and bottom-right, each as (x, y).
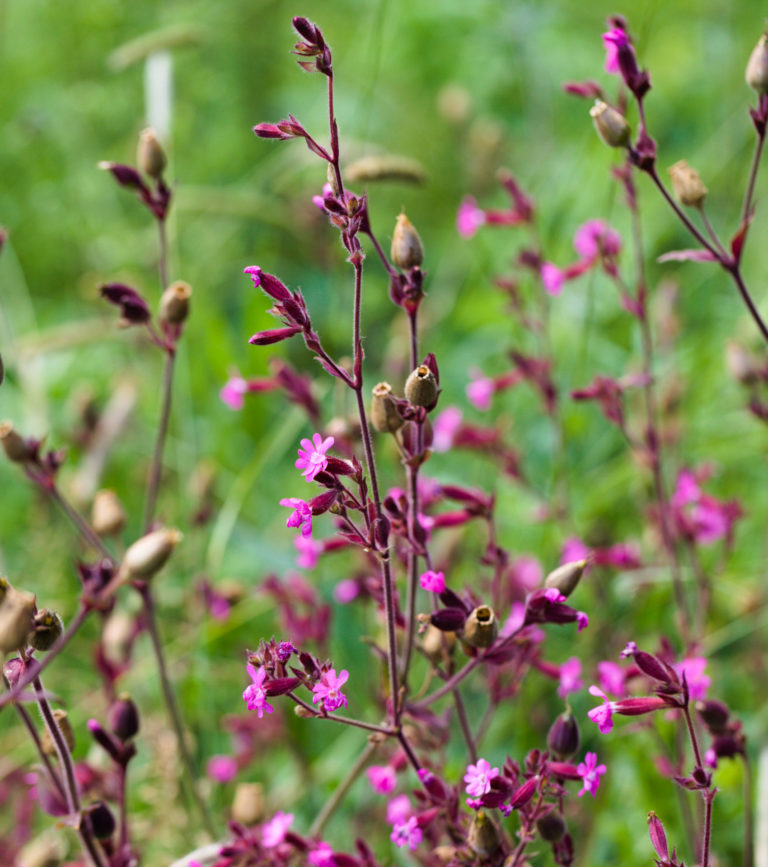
top-left (232, 782), bottom-right (265, 825)
top-left (547, 712), bottom-right (580, 760)
top-left (91, 489), bottom-right (127, 537)
top-left (536, 811), bottom-right (566, 843)
top-left (0, 421), bottom-right (34, 463)
top-left (0, 586), bottom-right (36, 653)
top-left (462, 605), bottom-right (498, 648)
top-left (590, 100), bottom-right (631, 149)
top-left (468, 810), bottom-right (500, 857)
top-left (294, 704), bottom-right (315, 718)
top-left (86, 801), bottom-right (116, 839)
top-left (391, 212), bottom-right (424, 270)
top-left (668, 161), bottom-right (707, 208)
top-left (160, 281), bottom-right (192, 325)
top-left (29, 609), bottom-right (63, 652)
top-left (404, 365), bottom-right (438, 408)
top-left (746, 34), bottom-right (768, 94)
top-left (137, 127), bottom-right (166, 179)
top-left (647, 812), bottom-right (669, 861)
top-left (544, 560), bottom-right (586, 598)
top-left (696, 699), bottom-right (730, 733)
top-left (121, 528), bottom-right (182, 581)
top-left (371, 382), bottom-right (404, 433)
top-left (41, 709), bottom-right (75, 756)
top-left (107, 694), bottom-right (140, 742)
top-left (422, 624), bottom-right (456, 663)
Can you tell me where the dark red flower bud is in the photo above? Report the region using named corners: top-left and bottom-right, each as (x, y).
top-left (430, 607), bottom-right (467, 631)
top-left (86, 801), bottom-right (116, 839)
top-left (98, 161), bottom-right (148, 192)
top-left (508, 776), bottom-right (538, 809)
top-left (547, 712), bottom-right (580, 759)
top-left (696, 699), bottom-right (730, 733)
top-left (537, 811), bottom-right (566, 842)
top-left (632, 650), bottom-right (679, 686)
top-left (647, 811), bottom-right (669, 860)
top-left (107, 695), bottom-right (139, 742)
top-left (263, 676), bottom-right (301, 696)
top-left (249, 326), bottom-right (303, 345)
top-left (100, 283), bottom-right (151, 324)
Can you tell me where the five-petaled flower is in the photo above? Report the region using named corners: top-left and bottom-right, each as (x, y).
top-left (312, 668), bottom-right (348, 712)
top-left (587, 685), bottom-right (616, 734)
top-left (296, 433), bottom-right (335, 482)
top-left (577, 752), bottom-right (607, 797)
top-left (463, 758), bottom-right (499, 798)
top-left (243, 664), bottom-right (274, 718)
top-left (280, 497), bottom-right (313, 537)
top-left (390, 816), bottom-right (422, 851)
top-left (419, 570), bottom-right (446, 594)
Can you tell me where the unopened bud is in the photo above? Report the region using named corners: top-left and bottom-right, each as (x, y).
top-left (160, 281), bottom-right (192, 325)
top-left (462, 605), bottom-right (498, 648)
top-left (391, 212), bottom-right (424, 270)
top-left (0, 421), bottom-right (33, 463)
top-left (232, 782), bottom-right (265, 825)
top-left (137, 127), bottom-right (166, 179)
top-left (422, 623), bottom-right (456, 664)
top-left (404, 365), bottom-right (437, 408)
top-left (91, 489), bottom-right (126, 537)
top-left (696, 699), bottom-right (730, 733)
top-left (668, 160), bottom-right (707, 208)
top-left (746, 34), bottom-right (768, 94)
top-left (294, 704), bottom-right (315, 718)
top-left (121, 528), bottom-right (182, 580)
top-left (29, 610), bottom-right (63, 652)
top-left (536, 811), bottom-right (566, 842)
top-left (590, 100), bottom-right (631, 149)
top-left (0, 586), bottom-right (36, 653)
top-left (371, 382), bottom-right (404, 433)
top-left (544, 560), bottom-right (586, 598)
top-left (107, 694), bottom-right (140, 742)
top-left (41, 709), bottom-right (75, 756)
top-left (547, 711), bottom-right (580, 760)
top-left (86, 801), bottom-right (116, 839)
top-left (468, 810), bottom-right (500, 857)
top-left (102, 610), bottom-right (134, 665)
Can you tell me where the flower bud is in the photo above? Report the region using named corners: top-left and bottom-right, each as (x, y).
top-left (462, 605), bottom-right (498, 648)
top-left (41, 709), bottom-right (75, 756)
top-left (370, 382), bottom-right (404, 433)
top-left (422, 624), bottom-right (456, 664)
top-left (536, 811), bottom-right (566, 843)
top-left (746, 34), bottom-right (768, 94)
top-left (391, 212), bottom-right (424, 270)
top-left (294, 704), bottom-right (315, 718)
top-left (137, 127), bottom-right (166, 179)
top-left (29, 610), bottom-right (63, 652)
top-left (91, 489), bottom-right (126, 537)
top-left (0, 586), bottom-right (36, 654)
top-left (107, 694), bottom-right (140, 742)
top-left (668, 161), bottom-right (707, 208)
top-left (0, 421), bottom-right (34, 463)
top-left (102, 609), bottom-right (134, 665)
top-left (468, 810), bottom-right (500, 857)
top-left (85, 801), bottom-right (116, 839)
top-left (121, 528), bottom-right (182, 580)
top-left (160, 281), bottom-right (192, 325)
top-left (404, 365), bottom-right (437, 408)
top-left (590, 101), bottom-right (631, 148)
top-left (547, 711), bottom-right (580, 760)
top-left (544, 560), bottom-right (586, 598)
top-left (696, 699), bottom-right (730, 733)
top-left (232, 782), bottom-right (264, 825)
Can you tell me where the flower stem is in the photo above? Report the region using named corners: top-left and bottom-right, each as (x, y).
top-left (143, 348), bottom-right (176, 532)
top-left (308, 740), bottom-right (378, 837)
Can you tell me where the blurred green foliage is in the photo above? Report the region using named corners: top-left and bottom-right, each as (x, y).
top-left (1, 0), bottom-right (767, 863)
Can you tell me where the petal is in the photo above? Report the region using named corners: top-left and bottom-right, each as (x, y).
top-left (320, 435), bottom-right (334, 452)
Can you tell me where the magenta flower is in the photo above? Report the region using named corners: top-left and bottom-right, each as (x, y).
top-left (419, 570), bottom-right (445, 594)
top-left (333, 579), bottom-right (359, 604)
top-left (220, 376), bottom-right (249, 410)
top-left (573, 219), bottom-right (621, 260)
top-left (544, 588), bottom-right (567, 604)
top-left (207, 754), bottom-right (238, 783)
top-left (466, 372), bottom-right (495, 410)
top-left (558, 657), bottom-right (583, 697)
top-left (602, 27), bottom-right (629, 73)
top-left (587, 685), bottom-right (616, 734)
top-left (560, 537), bottom-right (591, 565)
top-left (597, 661), bottom-right (625, 696)
top-left (366, 764), bottom-right (397, 794)
top-left (386, 794), bottom-right (412, 826)
top-left (277, 641), bottom-right (297, 663)
top-left (510, 556), bottom-right (542, 593)
top-left (541, 262), bottom-right (565, 296)
top-left (576, 611), bottom-right (589, 633)
top-left (262, 811), bottom-right (293, 847)
top-left (577, 752), bottom-right (607, 797)
top-left (620, 641), bottom-right (637, 658)
top-left (280, 497), bottom-right (313, 537)
top-left (308, 842), bottom-right (336, 866)
top-left (463, 758), bottom-right (499, 798)
top-left (296, 433), bottom-right (334, 482)
top-left (243, 664), bottom-right (274, 718)
top-left (312, 668), bottom-right (348, 712)
top-left (390, 816), bottom-right (422, 851)
top-left (295, 534), bottom-right (322, 568)
top-left (674, 657), bottom-right (710, 701)
top-left (457, 196), bottom-right (486, 238)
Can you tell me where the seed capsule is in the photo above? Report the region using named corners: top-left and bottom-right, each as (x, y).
top-left (370, 382), bottom-right (404, 433)
top-left (462, 605), bottom-right (498, 648)
top-left (404, 365), bottom-right (437, 408)
top-left (544, 560), bottom-right (587, 598)
top-left (0, 586), bottom-right (36, 654)
top-left (468, 810), bottom-right (500, 857)
top-left (29, 610), bottom-right (64, 652)
top-left (41, 709), bottom-right (76, 756)
top-left (746, 34), bottom-right (768, 94)
top-left (668, 160), bottom-right (707, 208)
top-left (92, 489), bottom-right (127, 537)
top-left (160, 281), bottom-right (192, 325)
top-left (232, 783), bottom-right (265, 825)
top-left (137, 127), bottom-right (166, 179)
top-left (0, 421), bottom-right (33, 464)
top-left (391, 212), bottom-right (424, 270)
top-left (590, 100), bottom-right (631, 149)
top-left (121, 528), bottom-right (182, 580)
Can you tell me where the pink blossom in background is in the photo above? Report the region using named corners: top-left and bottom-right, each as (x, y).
top-left (587, 686), bottom-right (616, 734)
top-left (333, 579), bottom-right (359, 604)
top-left (577, 752), bottom-right (607, 797)
top-left (541, 262), bottom-right (565, 295)
top-left (308, 842), bottom-right (336, 866)
top-left (463, 758), bottom-right (499, 798)
top-left (295, 534), bottom-right (322, 569)
top-left (672, 469), bottom-right (701, 507)
top-left (560, 537), bottom-right (591, 565)
top-left (597, 661), bottom-right (626, 696)
top-left (312, 669), bottom-right (348, 712)
top-left (431, 406), bottom-right (463, 452)
top-left (386, 794), bottom-right (411, 826)
top-left (466, 372), bottom-right (495, 411)
top-left (390, 816), bottom-right (422, 851)
top-left (576, 611), bottom-right (589, 633)
top-left (366, 765), bottom-right (397, 794)
top-left (207, 754), bottom-right (238, 784)
top-left (262, 811), bottom-right (294, 847)
top-left (705, 748), bottom-right (718, 769)
top-left (280, 497), bottom-right (313, 537)
top-left (558, 657), bottom-right (583, 697)
top-left (296, 433), bottom-right (334, 482)
top-left (456, 196), bottom-right (486, 237)
top-left (573, 219), bottom-right (621, 260)
top-left (602, 27), bottom-right (629, 73)
top-left (510, 556), bottom-right (542, 593)
top-left (671, 469), bottom-right (742, 546)
top-left (674, 657), bottom-right (710, 701)
top-left (220, 376), bottom-right (249, 410)
top-left (419, 570), bottom-right (445, 594)
top-left (501, 602), bottom-right (526, 637)
top-left (243, 664), bottom-right (274, 718)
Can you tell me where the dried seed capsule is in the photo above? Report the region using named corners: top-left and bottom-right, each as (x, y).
top-left (370, 382), bottom-right (404, 433)
top-left (232, 782), bottom-right (265, 825)
top-left (29, 610), bottom-right (63, 652)
top-left (137, 127), bottom-right (166, 179)
top-left (160, 281), bottom-right (192, 325)
top-left (41, 709), bottom-right (75, 756)
top-left (668, 161), bottom-right (707, 208)
top-left (391, 212), bottom-right (424, 270)
top-left (590, 100), bottom-right (631, 149)
top-left (544, 560), bottom-right (587, 599)
top-left (91, 489), bottom-right (127, 537)
top-left (462, 605), bottom-right (498, 648)
top-left (746, 34), bottom-right (768, 94)
top-left (121, 528), bottom-right (182, 580)
top-left (0, 586), bottom-right (36, 654)
top-left (404, 365), bottom-right (437, 408)
top-left (0, 421), bottom-right (34, 464)
top-left (422, 623), bottom-right (456, 664)
top-left (468, 810), bottom-right (500, 857)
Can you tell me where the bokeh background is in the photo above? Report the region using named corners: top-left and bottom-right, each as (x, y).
top-left (1, 0), bottom-right (767, 863)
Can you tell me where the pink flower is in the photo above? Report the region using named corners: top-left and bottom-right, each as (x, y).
top-left (544, 588), bottom-right (566, 604)
top-left (620, 641), bottom-right (637, 658)
top-left (560, 537), bottom-right (591, 565)
top-left (602, 27), bottom-right (629, 73)
top-left (573, 219), bottom-right (621, 260)
top-left (576, 611), bottom-right (589, 633)
top-left (295, 534), bottom-right (322, 569)
top-left (262, 811), bottom-right (293, 847)
top-left (220, 376), bottom-right (249, 410)
top-left (597, 661), bottom-right (625, 696)
top-left (366, 765), bottom-right (397, 794)
top-left (308, 842), bottom-right (336, 866)
top-left (386, 794), bottom-right (411, 825)
top-left (296, 433), bottom-right (334, 482)
top-left (587, 685), bottom-right (616, 734)
top-left (672, 469), bottom-right (701, 507)
top-left (510, 556), bottom-right (542, 593)
top-left (312, 668), bottom-right (348, 712)
top-left (577, 752), bottom-right (607, 797)
top-left (419, 570), bottom-right (445, 594)
top-left (463, 758), bottom-right (499, 798)
top-left (541, 262), bottom-right (565, 295)
top-left (280, 497), bottom-right (313, 537)
top-left (333, 579), bottom-right (359, 604)
top-left (466, 372), bottom-right (495, 410)
top-left (432, 406), bottom-right (463, 452)
top-left (243, 664), bottom-right (274, 718)
top-left (207, 754), bottom-right (238, 784)
top-left (457, 197), bottom-right (486, 238)
top-left (390, 816), bottom-right (422, 851)
top-left (558, 657), bottom-right (583, 697)
top-left (674, 657), bottom-right (710, 701)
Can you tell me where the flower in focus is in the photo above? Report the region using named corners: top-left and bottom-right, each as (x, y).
top-left (674, 657), bottom-right (710, 701)
top-left (463, 758), bottom-right (499, 798)
top-left (577, 752), bottom-right (607, 797)
top-left (587, 685), bottom-right (615, 734)
top-left (558, 657), bottom-right (583, 697)
top-left (308, 842), bottom-right (336, 866)
top-left (390, 816), bottom-right (422, 851)
top-left (296, 433), bottom-right (335, 482)
top-left (207, 754), bottom-right (238, 783)
top-left (573, 219), bottom-right (621, 260)
top-left (280, 497), bottom-right (313, 537)
top-left (541, 262), bottom-right (565, 296)
top-left (243, 664), bottom-right (274, 718)
top-left (366, 765), bottom-right (397, 794)
top-left (457, 196), bottom-right (486, 238)
top-left (419, 570), bottom-right (446, 594)
top-left (312, 668), bottom-right (348, 712)
top-left (220, 375), bottom-right (249, 410)
top-left (262, 811), bottom-right (293, 847)
top-left (467, 372), bottom-right (495, 411)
